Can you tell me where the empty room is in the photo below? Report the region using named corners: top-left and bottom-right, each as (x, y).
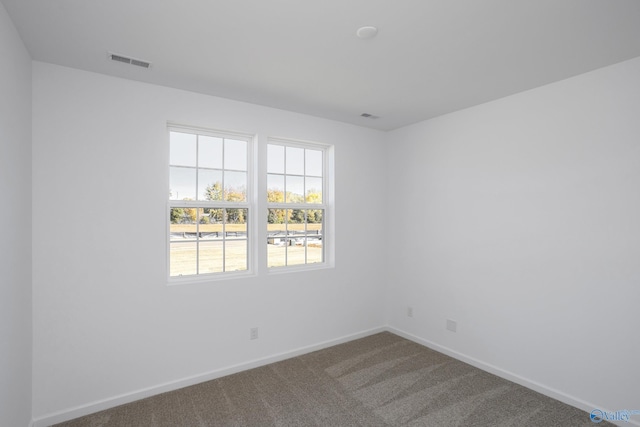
top-left (1, 1), bottom-right (639, 426)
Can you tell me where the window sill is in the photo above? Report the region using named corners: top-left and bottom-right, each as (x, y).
top-left (266, 262), bottom-right (333, 276)
top-left (167, 270), bottom-right (255, 286)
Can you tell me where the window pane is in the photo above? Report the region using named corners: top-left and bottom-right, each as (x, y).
top-left (169, 128), bottom-right (252, 279)
top-left (226, 209), bottom-right (248, 230)
top-left (266, 141), bottom-right (328, 270)
top-left (225, 208), bottom-right (247, 226)
top-left (267, 144), bottom-right (284, 174)
top-left (224, 171), bottom-right (247, 201)
top-left (204, 208), bottom-right (224, 225)
top-left (286, 241), bottom-right (306, 266)
top-left (170, 132), bottom-right (196, 167)
top-left (199, 211), bottom-right (222, 232)
top-left (169, 167), bottom-right (196, 200)
top-left (226, 209), bottom-right (248, 271)
top-left (225, 240), bottom-right (247, 271)
top-left (289, 209), bottom-right (305, 225)
top-left (306, 209), bottom-right (323, 264)
top-left (198, 136), bottom-right (222, 169)
top-left (198, 170), bottom-right (222, 201)
top-left (305, 149), bottom-right (323, 177)
top-left (200, 210), bottom-right (224, 275)
top-left (287, 209), bottom-right (305, 266)
top-left (199, 241), bottom-right (224, 274)
top-left (286, 175), bottom-right (304, 203)
top-left (267, 209), bottom-right (287, 267)
top-left (308, 209), bottom-right (323, 225)
top-left (267, 174), bottom-right (284, 203)
top-left (170, 242), bottom-right (197, 276)
top-left (265, 208), bottom-right (324, 269)
top-left (224, 139), bottom-right (247, 171)
top-left (169, 208), bottom-right (197, 241)
top-left (267, 207), bottom-right (286, 226)
top-left (305, 177), bottom-right (322, 203)
top-left (267, 243), bottom-right (286, 268)
top-left (286, 146), bottom-right (304, 175)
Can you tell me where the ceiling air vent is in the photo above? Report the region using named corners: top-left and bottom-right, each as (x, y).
top-left (109, 52), bottom-right (151, 69)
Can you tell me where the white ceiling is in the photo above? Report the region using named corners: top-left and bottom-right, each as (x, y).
top-left (4, 0), bottom-right (640, 130)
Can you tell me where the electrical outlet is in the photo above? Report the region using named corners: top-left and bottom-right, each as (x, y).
top-left (407, 306), bottom-right (413, 318)
top-left (446, 319), bottom-right (457, 332)
top-left (250, 327), bottom-right (259, 340)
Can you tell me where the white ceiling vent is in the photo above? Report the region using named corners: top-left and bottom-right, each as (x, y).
top-left (108, 52), bottom-right (151, 69)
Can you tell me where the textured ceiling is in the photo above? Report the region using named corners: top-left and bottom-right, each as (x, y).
top-left (4, 0), bottom-right (640, 130)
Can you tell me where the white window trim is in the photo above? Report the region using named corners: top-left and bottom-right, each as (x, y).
top-left (165, 126), bottom-right (334, 285)
top-left (166, 123), bottom-right (257, 284)
top-left (265, 137), bottom-right (335, 273)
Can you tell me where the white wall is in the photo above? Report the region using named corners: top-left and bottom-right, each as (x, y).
top-left (31, 62), bottom-right (387, 423)
top-left (27, 29), bottom-right (640, 426)
top-left (386, 57), bottom-right (640, 414)
top-left (0, 2), bottom-right (32, 427)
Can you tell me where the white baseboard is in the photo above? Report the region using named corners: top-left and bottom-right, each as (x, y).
top-left (386, 326), bottom-right (640, 427)
top-left (32, 326), bottom-right (638, 427)
top-left (32, 326), bottom-right (385, 427)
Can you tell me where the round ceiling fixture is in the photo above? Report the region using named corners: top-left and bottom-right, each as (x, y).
top-left (356, 26), bottom-right (378, 39)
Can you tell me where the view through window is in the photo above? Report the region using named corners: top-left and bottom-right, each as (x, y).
top-left (168, 128), bottom-right (250, 277)
top-left (168, 126), bottom-right (331, 280)
top-left (267, 141), bottom-right (325, 268)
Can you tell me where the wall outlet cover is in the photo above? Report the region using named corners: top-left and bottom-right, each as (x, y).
top-left (250, 327), bottom-right (259, 340)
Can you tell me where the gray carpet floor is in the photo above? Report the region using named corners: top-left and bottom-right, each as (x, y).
top-left (53, 332), bottom-right (609, 426)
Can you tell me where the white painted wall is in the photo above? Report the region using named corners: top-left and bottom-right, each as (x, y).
top-left (25, 23), bottom-right (640, 426)
top-left (31, 62), bottom-right (387, 422)
top-left (0, 2), bottom-right (32, 427)
top-left (386, 57), bottom-right (640, 414)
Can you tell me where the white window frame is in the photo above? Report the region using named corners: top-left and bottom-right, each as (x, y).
top-left (266, 137), bottom-right (334, 273)
top-left (167, 123), bottom-right (255, 283)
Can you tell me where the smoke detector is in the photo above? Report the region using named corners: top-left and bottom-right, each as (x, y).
top-left (356, 26), bottom-right (378, 39)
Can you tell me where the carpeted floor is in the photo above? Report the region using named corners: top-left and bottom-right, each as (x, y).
top-left (53, 332), bottom-right (609, 426)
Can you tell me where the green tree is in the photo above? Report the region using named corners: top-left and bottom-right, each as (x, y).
top-left (170, 207), bottom-right (196, 223)
top-left (267, 189), bottom-right (284, 203)
top-left (286, 192), bottom-right (304, 203)
top-left (305, 190), bottom-right (322, 204)
top-left (226, 189), bottom-right (246, 224)
top-left (204, 182), bottom-right (223, 201)
top-left (267, 189), bottom-right (286, 224)
top-left (307, 209), bottom-right (323, 224)
top-left (170, 208), bottom-right (184, 224)
top-left (305, 191), bottom-right (322, 223)
top-left (290, 209), bottom-right (305, 223)
top-left (204, 183), bottom-right (247, 224)
top-left (205, 208), bottom-right (224, 223)
top-left (268, 208), bottom-right (285, 224)
top-left (184, 207), bottom-right (196, 223)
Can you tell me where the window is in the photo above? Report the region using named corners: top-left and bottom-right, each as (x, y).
top-left (168, 126), bottom-right (251, 278)
top-left (167, 125), bottom-right (332, 281)
top-left (267, 140), bottom-right (327, 269)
